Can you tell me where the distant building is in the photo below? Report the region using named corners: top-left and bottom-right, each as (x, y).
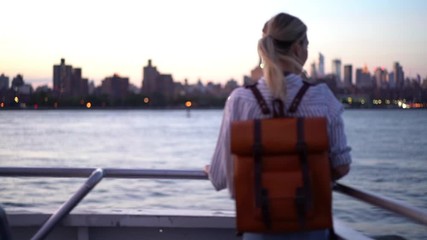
top-left (16, 84), bottom-right (33, 95)
top-left (250, 61), bottom-right (263, 82)
top-left (318, 53), bottom-right (325, 77)
top-left (374, 67), bottom-right (388, 89)
top-left (11, 74), bottom-right (24, 90)
top-left (316, 74), bottom-right (338, 93)
top-left (0, 74), bottom-right (9, 92)
top-left (343, 65), bottom-right (353, 87)
top-left (310, 62), bottom-right (317, 80)
top-left (332, 59), bottom-right (342, 83)
top-left (141, 59), bottom-right (175, 98)
top-left (388, 72), bottom-right (396, 88)
top-left (206, 81), bottom-right (222, 97)
top-left (141, 59), bottom-right (160, 94)
top-left (422, 78), bottom-right (427, 89)
top-left (393, 62), bottom-right (404, 89)
top-left (356, 65), bottom-right (373, 89)
top-left (243, 75), bottom-right (254, 86)
top-left (223, 79), bottom-right (239, 95)
top-left (53, 58), bottom-right (88, 97)
top-left (9, 74), bottom-right (32, 104)
top-left (101, 74), bottom-right (129, 100)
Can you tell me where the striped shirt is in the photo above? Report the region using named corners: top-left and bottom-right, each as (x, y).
top-left (208, 73), bottom-right (352, 197)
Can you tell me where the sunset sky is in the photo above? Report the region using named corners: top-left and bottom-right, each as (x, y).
top-left (1, 0), bottom-right (426, 88)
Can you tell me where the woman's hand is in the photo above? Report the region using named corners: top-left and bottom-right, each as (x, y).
top-left (332, 164), bottom-right (350, 180)
top-left (204, 165), bottom-right (210, 175)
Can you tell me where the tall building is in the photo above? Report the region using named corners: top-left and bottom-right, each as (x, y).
top-left (332, 59), bottom-right (342, 83)
top-left (355, 65), bottom-right (373, 89)
top-left (101, 74), bottom-right (129, 100)
top-left (388, 72), bottom-right (396, 88)
top-left (11, 74), bottom-right (24, 90)
top-left (343, 65), bottom-right (353, 87)
top-left (318, 53), bottom-right (325, 77)
top-left (310, 62), bottom-right (317, 79)
top-left (141, 59), bottom-right (175, 98)
top-left (141, 59), bottom-right (160, 94)
top-left (53, 58), bottom-right (88, 97)
top-left (53, 59), bottom-right (72, 94)
top-left (0, 74), bottom-right (9, 91)
top-left (393, 62), bottom-right (404, 89)
top-left (374, 67), bottom-right (388, 89)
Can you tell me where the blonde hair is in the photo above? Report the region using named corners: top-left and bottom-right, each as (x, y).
top-left (258, 13), bottom-right (307, 100)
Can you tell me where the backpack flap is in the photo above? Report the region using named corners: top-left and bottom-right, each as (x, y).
top-left (231, 117), bottom-right (332, 233)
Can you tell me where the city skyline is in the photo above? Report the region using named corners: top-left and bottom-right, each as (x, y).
top-left (1, 0), bottom-right (427, 87)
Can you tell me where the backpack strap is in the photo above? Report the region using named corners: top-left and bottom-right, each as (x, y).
top-left (246, 83), bottom-right (271, 115)
top-left (288, 81), bottom-right (312, 113)
top-left (253, 119), bottom-right (271, 229)
top-left (295, 117), bottom-right (312, 229)
top-left (246, 80), bottom-right (313, 116)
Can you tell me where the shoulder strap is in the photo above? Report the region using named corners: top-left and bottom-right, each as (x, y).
top-left (246, 81), bottom-right (313, 117)
top-left (246, 83), bottom-right (271, 115)
top-left (288, 81), bottom-right (312, 113)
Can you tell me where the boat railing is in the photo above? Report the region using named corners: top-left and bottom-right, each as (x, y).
top-left (1, 167), bottom-right (427, 239)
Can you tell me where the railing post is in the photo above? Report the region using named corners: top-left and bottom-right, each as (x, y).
top-left (31, 168), bottom-right (104, 240)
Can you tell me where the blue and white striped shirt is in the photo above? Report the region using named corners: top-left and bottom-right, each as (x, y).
top-left (208, 73), bottom-right (352, 197)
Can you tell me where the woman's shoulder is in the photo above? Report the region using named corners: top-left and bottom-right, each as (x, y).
top-left (229, 81), bottom-right (269, 101)
top-left (309, 82), bottom-right (334, 97)
top-left (303, 82), bottom-right (343, 115)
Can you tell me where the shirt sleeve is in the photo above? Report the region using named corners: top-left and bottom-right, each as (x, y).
top-left (327, 95), bottom-right (352, 168)
top-left (208, 94), bottom-right (236, 197)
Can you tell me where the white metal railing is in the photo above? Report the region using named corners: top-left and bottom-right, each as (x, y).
top-left (1, 167), bottom-right (427, 239)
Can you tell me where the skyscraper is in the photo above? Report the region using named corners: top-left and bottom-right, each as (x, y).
top-left (141, 59), bottom-right (160, 94)
top-left (344, 65), bottom-right (353, 87)
top-left (332, 59), bottom-right (342, 83)
top-left (355, 65), bottom-right (373, 89)
top-left (374, 67), bottom-right (388, 89)
top-left (53, 58), bottom-right (88, 97)
top-left (53, 58), bottom-right (72, 94)
top-left (0, 74), bottom-right (9, 91)
top-left (393, 62), bottom-right (404, 89)
top-left (310, 62), bottom-right (317, 79)
top-left (141, 59), bottom-right (175, 98)
top-left (318, 53), bottom-right (325, 77)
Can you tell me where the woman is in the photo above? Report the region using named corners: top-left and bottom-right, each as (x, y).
top-left (206, 12), bottom-right (352, 239)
